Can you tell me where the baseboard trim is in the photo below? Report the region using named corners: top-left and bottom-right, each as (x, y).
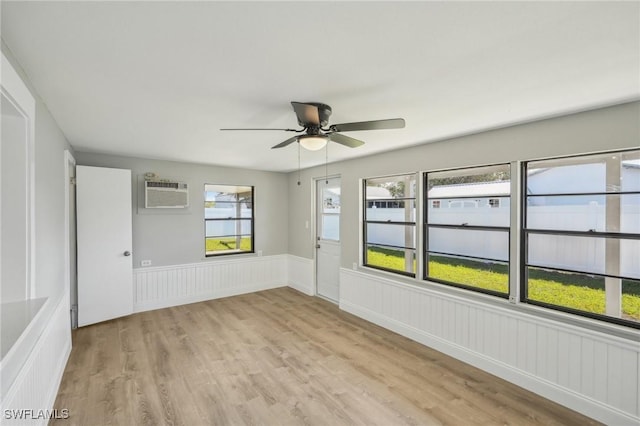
top-left (340, 299), bottom-right (638, 425)
top-left (133, 255), bottom-right (287, 313)
top-left (134, 281), bottom-right (286, 313)
top-left (286, 255), bottom-right (314, 296)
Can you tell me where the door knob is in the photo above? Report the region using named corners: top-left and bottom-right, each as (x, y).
top-left (316, 244), bottom-right (321, 249)
top-left (124, 251), bottom-right (131, 256)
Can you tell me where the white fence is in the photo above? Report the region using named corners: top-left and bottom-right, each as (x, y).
top-left (527, 204), bottom-right (639, 277)
top-left (366, 205), bottom-right (640, 278)
top-left (205, 208), bottom-right (251, 237)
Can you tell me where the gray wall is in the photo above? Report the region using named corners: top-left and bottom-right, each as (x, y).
top-left (2, 42), bottom-right (74, 301)
top-left (287, 101), bottom-right (640, 267)
top-left (33, 101), bottom-right (75, 299)
top-left (74, 153), bottom-right (289, 268)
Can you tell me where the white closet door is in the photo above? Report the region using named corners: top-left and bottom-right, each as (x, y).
top-left (77, 165), bottom-right (133, 326)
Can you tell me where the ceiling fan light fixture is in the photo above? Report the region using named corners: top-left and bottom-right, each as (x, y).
top-left (298, 134), bottom-right (328, 151)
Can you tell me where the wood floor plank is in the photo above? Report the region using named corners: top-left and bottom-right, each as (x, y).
top-left (51, 288), bottom-right (600, 425)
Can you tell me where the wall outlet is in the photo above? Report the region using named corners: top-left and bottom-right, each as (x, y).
top-left (305, 220), bottom-right (309, 229)
top-left (140, 260), bottom-right (152, 267)
top-left (352, 262), bottom-right (357, 271)
top-left (257, 250), bottom-right (263, 257)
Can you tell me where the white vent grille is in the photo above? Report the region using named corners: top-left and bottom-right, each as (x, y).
top-left (145, 181), bottom-right (189, 208)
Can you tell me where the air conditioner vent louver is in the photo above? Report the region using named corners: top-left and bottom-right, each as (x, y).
top-left (146, 181), bottom-right (188, 190)
top-left (145, 181), bottom-right (189, 208)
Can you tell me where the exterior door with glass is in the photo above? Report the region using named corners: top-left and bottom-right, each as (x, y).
top-left (316, 177), bottom-right (341, 302)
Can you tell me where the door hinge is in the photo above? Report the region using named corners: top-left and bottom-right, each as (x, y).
top-left (70, 177), bottom-right (77, 185)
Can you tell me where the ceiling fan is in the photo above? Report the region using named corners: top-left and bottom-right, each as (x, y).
top-left (221, 101), bottom-right (405, 151)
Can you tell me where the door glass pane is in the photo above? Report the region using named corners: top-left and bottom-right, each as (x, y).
top-left (321, 215), bottom-right (339, 241)
top-left (319, 179), bottom-right (340, 241)
top-left (323, 186), bottom-right (340, 212)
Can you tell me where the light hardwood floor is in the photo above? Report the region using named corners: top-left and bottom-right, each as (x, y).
top-left (52, 287), bottom-right (599, 425)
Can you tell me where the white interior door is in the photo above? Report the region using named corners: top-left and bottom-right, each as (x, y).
top-left (316, 177), bottom-right (341, 302)
top-left (76, 166), bottom-right (133, 327)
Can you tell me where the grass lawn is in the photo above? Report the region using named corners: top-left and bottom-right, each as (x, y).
top-left (366, 246), bottom-right (640, 322)
top-left (206, 237), bottom-right (252, 253)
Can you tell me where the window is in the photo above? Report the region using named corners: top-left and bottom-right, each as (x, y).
top-left (523, 150), bottom-right (640, 326)
top-left (363, 174), bottom-right (416, 276)
top-left (425, 164), bottom-right (510, 296)
top-left (432, 200), bottom-right (441, 209)
top-left (205, 184), bottom-right (254, 256)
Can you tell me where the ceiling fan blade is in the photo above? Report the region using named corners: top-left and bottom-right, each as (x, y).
top-left (291, 102), bottom-right (320, 126)
top-left (331, 118), bottom-right (405, 132)
top-left (329, 133), bottom-right (365, 148)
top-left (220, 128), bottom-right (299, 131)
top-left (271, 135), bottom-right (298, 149)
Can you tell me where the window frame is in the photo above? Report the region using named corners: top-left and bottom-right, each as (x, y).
top-left (362, 173), bottom-right (417, 277)
top-left (520, 149), bottom-right (640, 329)
top-left (358, 150), bottom-right (638, 331)
top-left (423, 164), bottom-right (511, 298)
top-left (204, 184), bottom-right (255, 257)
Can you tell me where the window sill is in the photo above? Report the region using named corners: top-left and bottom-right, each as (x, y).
top-left (205, 250), bottom-right (255, 258)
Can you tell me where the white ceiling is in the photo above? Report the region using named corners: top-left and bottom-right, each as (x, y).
top-left (2, 1), bottom-right (638, 172)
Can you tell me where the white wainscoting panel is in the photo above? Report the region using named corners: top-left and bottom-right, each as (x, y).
top-left (0, 296), bottom-right (72, 426)
top-left (340, 268), bottom-right (640, 425)
top-left (133, 255), bottom-right (287, 312)
top-left (287, 255), bottom-right (315, 296)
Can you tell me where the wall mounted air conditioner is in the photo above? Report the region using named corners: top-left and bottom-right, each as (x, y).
top-left (145, 181), bottom-right (189, 208)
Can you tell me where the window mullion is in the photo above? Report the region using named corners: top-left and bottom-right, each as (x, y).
top-left (415, 172), bottom-right (425, 283)
top-left (509, 160), bottom-right (521, 304)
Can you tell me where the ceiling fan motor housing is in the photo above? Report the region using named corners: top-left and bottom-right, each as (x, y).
top-left (297, 102), bottom-right (332, 127)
